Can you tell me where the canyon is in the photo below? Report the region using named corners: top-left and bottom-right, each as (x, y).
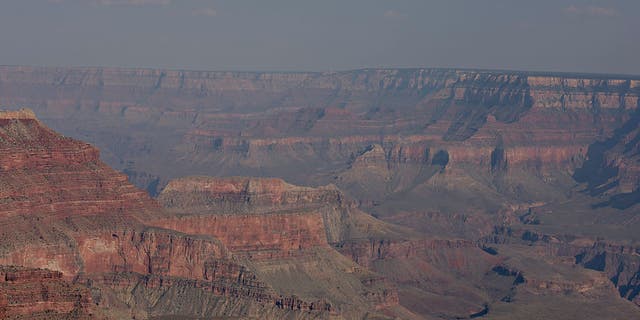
top-left (0, 111), bottom-right (397, 319)
top-left (0, 66), bottom-right (638, 318)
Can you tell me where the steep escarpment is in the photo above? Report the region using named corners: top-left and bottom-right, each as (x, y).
top-left (0, 266), bottom-right (96, 319)
top-left (482, 217), bottom-right (640, 311)
top-left (0, 66), bottom-right (637, 200)
top-left (0, 109), bottom-right (156, 276)
top-left (576, 243), bottom-right (640, 306)
top-left (157, 176), bottom-right (387, 245)
top-left (153, 176), bottom-right (409, 318)
top-left (574, 107), bottom-right (640, 209)
top-left (0, 110), bottom-right (331, 319)
top-left (1, 65), bottom-right (640, 318)
top-left (155, 176), bottom-right (518, 319)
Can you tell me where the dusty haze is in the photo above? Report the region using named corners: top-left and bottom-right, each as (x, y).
top-left (0, 0), bottom-right (638, 74)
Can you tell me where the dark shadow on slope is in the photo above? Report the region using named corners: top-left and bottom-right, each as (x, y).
top-left (443, 75), bottom-right (533, 141)
top-left (573, 108), bottom-right (640, 209)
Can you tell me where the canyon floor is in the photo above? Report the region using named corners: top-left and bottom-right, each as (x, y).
top-left (0, 66), bottom-right (639, 319)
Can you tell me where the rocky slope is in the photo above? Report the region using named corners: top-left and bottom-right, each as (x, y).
top-left (0, 109), bottom-right (355, 319)
top-left (481, 209), bottom-right (640, 310)
top-left (154, 176), bottom-right (640, 319)
top-left (153, 176), bottom-right (414, 318)
top-left (574, 107), bottom-right (640, 209)
top-left (0, 266), bottom-right (96, 319)
top-left (576, 242), bottom-right (640, 306)
top-left (1, 65), bottom-right (640, 318)
top-left (156, 177), bottom-right (592, 318)
top-left (0, 67), bottom-right (637, 244)
top-left (0, 66), bottom-right (637, 200)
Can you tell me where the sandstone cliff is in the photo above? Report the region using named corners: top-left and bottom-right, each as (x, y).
top-left (1, 65), bottom-right (640, 319)
top-left (153, 176), bottom-right (414, 317)
top-left (0, 266), bottom-right (96, 319)
top-left (0, 110), bottom-right (339, 319)
top-left (155, 176), bottom-right (524, 319)
top-left (0, 66), bottom-right (637, 204)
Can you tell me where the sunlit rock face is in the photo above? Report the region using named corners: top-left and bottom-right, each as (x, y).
top-left (0, 66), bottom-right (637, 206)
top-left (0, 65), bottom-right (640, 319)
top-left (0, 110), bottom-right (339, 319)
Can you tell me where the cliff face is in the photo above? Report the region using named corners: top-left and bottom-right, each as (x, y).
top-left (159, 176), bottom-right (348, 215)
top-left (155, 176), bottom-right (518, 319)
top-left (0, 66), bottom-right (637, 202)
top-left (576, 243), bottom-right (640, 306)
top-left (0, 110), bottom-right (158, 277)
top-left (0, 266), bottom-right (96, 319)
top-left (153, 176), bottom-right (406, 317)
top-left (157, 176), bottom-right (364, 245)
top-left (1, 66), bottom-right (640, 319)
top-left (0, 110), bottom-right (337, 319)
top-left (574, 107), bottom-right (640, 208)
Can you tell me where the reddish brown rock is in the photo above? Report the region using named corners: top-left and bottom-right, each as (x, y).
top-left (150, 214), bottom-right (328, 258)
top-left (1, 64), bottom-right (640, 319)
top-left (0, 110), bottom-right (329, 319)
top-left (154, 176), bottom-right (415, 316)
top-left (0, 265), bottom-right (96, 319)
top-left (0, 66), bottom-right (637, 200)
top-left (154, 175), bottom-right (509, 319)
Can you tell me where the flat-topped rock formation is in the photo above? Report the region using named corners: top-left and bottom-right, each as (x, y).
top-left (0, 66), bottom-right (637, 200)
top-left (0, 110), bottom-right (340, 319)
top-left (154, 176), bottom-right (515, 318)
top-left (152, 176), bottom-right (409, 315)
top-left (155, 175), bottom-right (413, 246)
top-left (1, 65), bottom-right (640, 319)
top-left (160, 176), bottom-right (346, 214)
top-left (0, 109), bottom-right (422, 319)
top-left (0, 108), bottom-right (36, 120)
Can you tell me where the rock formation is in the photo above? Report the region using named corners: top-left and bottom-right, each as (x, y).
top-left (0, 110), bottom-right (363, 319)
top-left (153, 176), bottom-right (411, 317)
top-left (0, 66), bottom-right (637, 199)
top-left (0, 266), bottom-right (96, 319)
top-left (0, 65), bottom-right (640, 319)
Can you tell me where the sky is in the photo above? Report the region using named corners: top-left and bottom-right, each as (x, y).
top-left (0, 0), bottom-right (638, 74)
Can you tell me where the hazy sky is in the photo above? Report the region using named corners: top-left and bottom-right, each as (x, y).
top-left (0, 0), bottom-right (638, 74)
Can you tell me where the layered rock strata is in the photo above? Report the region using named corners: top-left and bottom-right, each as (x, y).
top-left (0, 66), bottom-right (637, 203)
top-left (152, 176), bottom-right (406, 316)
top-left (0, 266), bottom-right (96, 319)
top-left (0, 110), bottom-right (327, 319)
top-left (154, 176), bottom-right (506, 319)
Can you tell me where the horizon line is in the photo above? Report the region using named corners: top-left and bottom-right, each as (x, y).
top-left (1, 64), bottom-right (639, 80)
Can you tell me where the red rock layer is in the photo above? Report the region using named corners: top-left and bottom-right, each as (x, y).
top-left (159, 176), bottom-right (345, 213)
top-left (0, 266), bottom-right (96, 319)
top-left (0, 110), bottom-right (327, 319)
top-left (155, 176), bottom-right (345, 255)
top-left (0, 112), bottom-right (157, 220)
top-left (0, 66), bottom-right (637, 198)
top-left (150, 214), bottom-right (328, 259)
top-left (338, 238), bottom-right (489, 270)
top-left (154, 175), bottom-right (511, 318)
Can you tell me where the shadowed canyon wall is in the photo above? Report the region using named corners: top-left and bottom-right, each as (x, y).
top-left (1, 65), bottom-right (640, 319)
top-left (0, 111), bottom-right (359, 319)
top-left (0, 66), bottom-right (637, 205)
